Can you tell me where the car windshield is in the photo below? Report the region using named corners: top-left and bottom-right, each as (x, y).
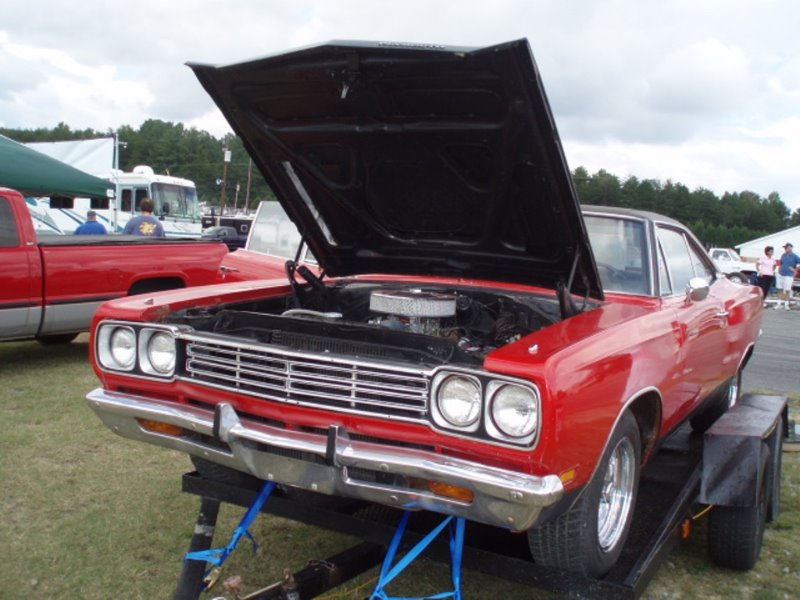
top-left (248, 201), bottom-right (313, 261)
top-left (584, 215), bottom-right (649, 295)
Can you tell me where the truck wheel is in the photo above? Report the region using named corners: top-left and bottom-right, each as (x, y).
top-left (528, 411), bottom-right (641, 577)
top-left (708, 447), bottom-right (769, 570)
top-left (37, 333), bottom-right (79, 345)
top-left (690, 372), bottom-right (740, 433)
top-left (726, 272), bottom-right (747, 284)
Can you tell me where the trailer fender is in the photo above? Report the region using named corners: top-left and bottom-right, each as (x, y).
top-left (699, 394), bottom-right (786, 509)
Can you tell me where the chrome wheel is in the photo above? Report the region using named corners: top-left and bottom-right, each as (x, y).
top-left (727, 374), bottom-right (740, 409)
top-left (597, 436), bottom-right (636, 552)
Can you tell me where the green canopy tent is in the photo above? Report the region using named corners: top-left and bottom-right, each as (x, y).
top-left (0, 134), bottom-right (111, 198)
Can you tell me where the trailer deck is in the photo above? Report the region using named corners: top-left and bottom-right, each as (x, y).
top-left (174, 394), bottom-right (787, 599)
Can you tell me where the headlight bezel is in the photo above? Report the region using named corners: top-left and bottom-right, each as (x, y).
top-left (96, 321), bottom-right (179, 379)
top-left (430, 368), bottom-right (541, 448)
top-left (139, 329), bottom-right (177, 376)
top-left (485, 381), bottom-right (540, 445)
top-left (431, 373), bottom-right (482, 432)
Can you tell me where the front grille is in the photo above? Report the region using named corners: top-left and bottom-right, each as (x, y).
top-left (183, 338), bottom-right (430, 421)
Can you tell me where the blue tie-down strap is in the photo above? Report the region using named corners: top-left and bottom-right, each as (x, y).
top-left (185, 480), bottom-right (276, 582)
top-left (371, 511), bottom-right (465, 600)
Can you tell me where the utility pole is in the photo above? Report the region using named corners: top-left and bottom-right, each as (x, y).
top-left (220, 147), bottom-right (231, 213)
top-left (244, 158), bottom-right (253, 213)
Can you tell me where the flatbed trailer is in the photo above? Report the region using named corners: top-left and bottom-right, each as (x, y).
top-left (174, 394), bottom-right (787, 600)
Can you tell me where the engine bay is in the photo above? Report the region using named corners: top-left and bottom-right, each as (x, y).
top-left (169, 281), bottom-right (567, 367)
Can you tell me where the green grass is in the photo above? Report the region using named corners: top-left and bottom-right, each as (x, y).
top-left (1, 336), bottom-right (798, 599)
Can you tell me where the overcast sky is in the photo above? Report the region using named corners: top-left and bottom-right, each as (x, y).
top-left (2, 1), bottom-right (799, 209)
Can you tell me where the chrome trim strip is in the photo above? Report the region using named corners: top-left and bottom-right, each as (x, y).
top-left (86, 388), bottom-right (563, 531)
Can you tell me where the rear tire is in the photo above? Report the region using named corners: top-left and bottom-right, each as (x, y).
top-left (708, 447), bottom-right (769, 570)
top-left (528, 411), bottom-right (641, 577)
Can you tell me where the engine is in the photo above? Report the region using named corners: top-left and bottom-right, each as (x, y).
top-left (170, 282), bottom-right (562, 366)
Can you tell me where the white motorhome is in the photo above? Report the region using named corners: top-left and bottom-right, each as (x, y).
top-left (107, 166), bottom-right (202, 236)
top-left (49, 166), bottom-right (203, 237)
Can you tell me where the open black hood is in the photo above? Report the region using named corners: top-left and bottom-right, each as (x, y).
top-left (189, 39), bottom-right (602, 299)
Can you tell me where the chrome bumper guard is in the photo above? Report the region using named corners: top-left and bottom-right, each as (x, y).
top-left (86, 388), bottom-right (563, 531)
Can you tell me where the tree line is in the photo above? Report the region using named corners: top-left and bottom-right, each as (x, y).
top-left (2, 120), bottom-right (275, 212)
top-left (3, 121), bottom-right (797, 247)
top-left (571, 167), bottom-right (797, 247)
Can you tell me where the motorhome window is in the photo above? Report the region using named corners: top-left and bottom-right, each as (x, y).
top-left (151, 183), bottom-right (200, 219)
top-left (49, 196), bottom-right (74, 209)
top-left (121, 189), bottom-right (132, 212)
top-left (134, 189), bottom-right (148, 211)
top-left (90, 198), bottom-right (110, 210)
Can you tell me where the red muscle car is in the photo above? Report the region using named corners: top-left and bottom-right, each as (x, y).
top-left (86, 39), bottom-right (762, 576)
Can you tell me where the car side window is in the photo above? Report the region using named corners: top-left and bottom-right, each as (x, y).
top-left (657, 227), bottom-right (696, 295)
top-left (687, 241), bottom-right (715, 283)
top-left (0, 196), bottom-right (20, 248)
top-left (656, 241), bottom-right (672, 296)
top-left (657, 226), bottom-right (714, 295)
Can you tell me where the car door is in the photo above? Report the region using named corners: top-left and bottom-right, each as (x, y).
top-left (0, 194), bottom-right (42, 340)
top-left (656, 224), bottom-right (728, 430)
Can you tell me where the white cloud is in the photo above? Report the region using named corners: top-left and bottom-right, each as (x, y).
top-left (1, 0), bottom-right (799, 210)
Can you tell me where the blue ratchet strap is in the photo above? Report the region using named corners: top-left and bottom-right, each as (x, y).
top-left (370, 511), bottom-right (465, 600)
top-left (185, 480), bottom-right (276, 574)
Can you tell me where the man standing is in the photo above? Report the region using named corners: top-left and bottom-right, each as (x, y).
top-left (775, 243), bottom-right (800, 310)
top-left (73, 210), bottom-right (107, 235)
top-left (123, 197), bottom-right (166, 237)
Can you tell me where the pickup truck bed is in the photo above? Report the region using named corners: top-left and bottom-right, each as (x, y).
top-left (1, 187), bottom-right (228, 343)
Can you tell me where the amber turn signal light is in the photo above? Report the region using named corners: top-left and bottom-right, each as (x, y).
top-left (428, 481), bottom-right (475, 503)
top-left (137, 419), bottom-right (183, 437)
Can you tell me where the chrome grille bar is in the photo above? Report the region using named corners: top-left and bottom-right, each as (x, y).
top-left (183, 338), bottom-right (430, 420)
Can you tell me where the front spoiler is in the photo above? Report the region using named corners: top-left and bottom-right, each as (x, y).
top-left (86, 388), bottom-right (563, 531)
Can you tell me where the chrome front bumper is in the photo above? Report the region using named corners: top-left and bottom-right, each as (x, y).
top-left (86, 388), bottom-right (563, 531)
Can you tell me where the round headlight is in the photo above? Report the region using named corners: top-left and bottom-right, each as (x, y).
top-left (110, 327), bottom-right (136, 370)
top-left (146, 332), bottom-right (176, 374)
top-left (437, 375), bottom-right (481, 427)
top-left (490, 384), bottom-right (538, 439)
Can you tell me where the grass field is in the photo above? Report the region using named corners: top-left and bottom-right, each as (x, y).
top-left (1, 335), bottom-right (799, 599)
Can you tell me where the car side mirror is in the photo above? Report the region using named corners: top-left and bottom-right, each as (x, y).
top-left (685, 277), bottom-right (710, 303)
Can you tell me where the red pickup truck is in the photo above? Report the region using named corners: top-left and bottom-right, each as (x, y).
top-left (0, 187), bottom-right (229, 344)
top-left (85, 40), bottom-right (763, 577)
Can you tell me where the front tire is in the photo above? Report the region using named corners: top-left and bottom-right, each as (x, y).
top-left (528, 411), bottom-right (641, 577)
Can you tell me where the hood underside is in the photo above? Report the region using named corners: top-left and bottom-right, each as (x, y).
top-left (189, 39), bottom-right (602, 299)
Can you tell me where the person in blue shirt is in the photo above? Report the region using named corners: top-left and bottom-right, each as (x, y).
top-left (123, 197), bottom-right (166, 237)
top-left (74, 210), bottom-right (107, 235)
top-left (775, 242), bottom-right (800, 310)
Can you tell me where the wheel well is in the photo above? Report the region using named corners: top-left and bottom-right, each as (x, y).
top-left (127, 277), bottom-right (186, 296)
top-left (628, 391), bottom-right (661, 462)
top-left (740, 343), bottom-right (755, 372)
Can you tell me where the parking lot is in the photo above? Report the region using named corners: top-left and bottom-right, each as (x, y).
top-left (742, 306), bottom-right (800, 395)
